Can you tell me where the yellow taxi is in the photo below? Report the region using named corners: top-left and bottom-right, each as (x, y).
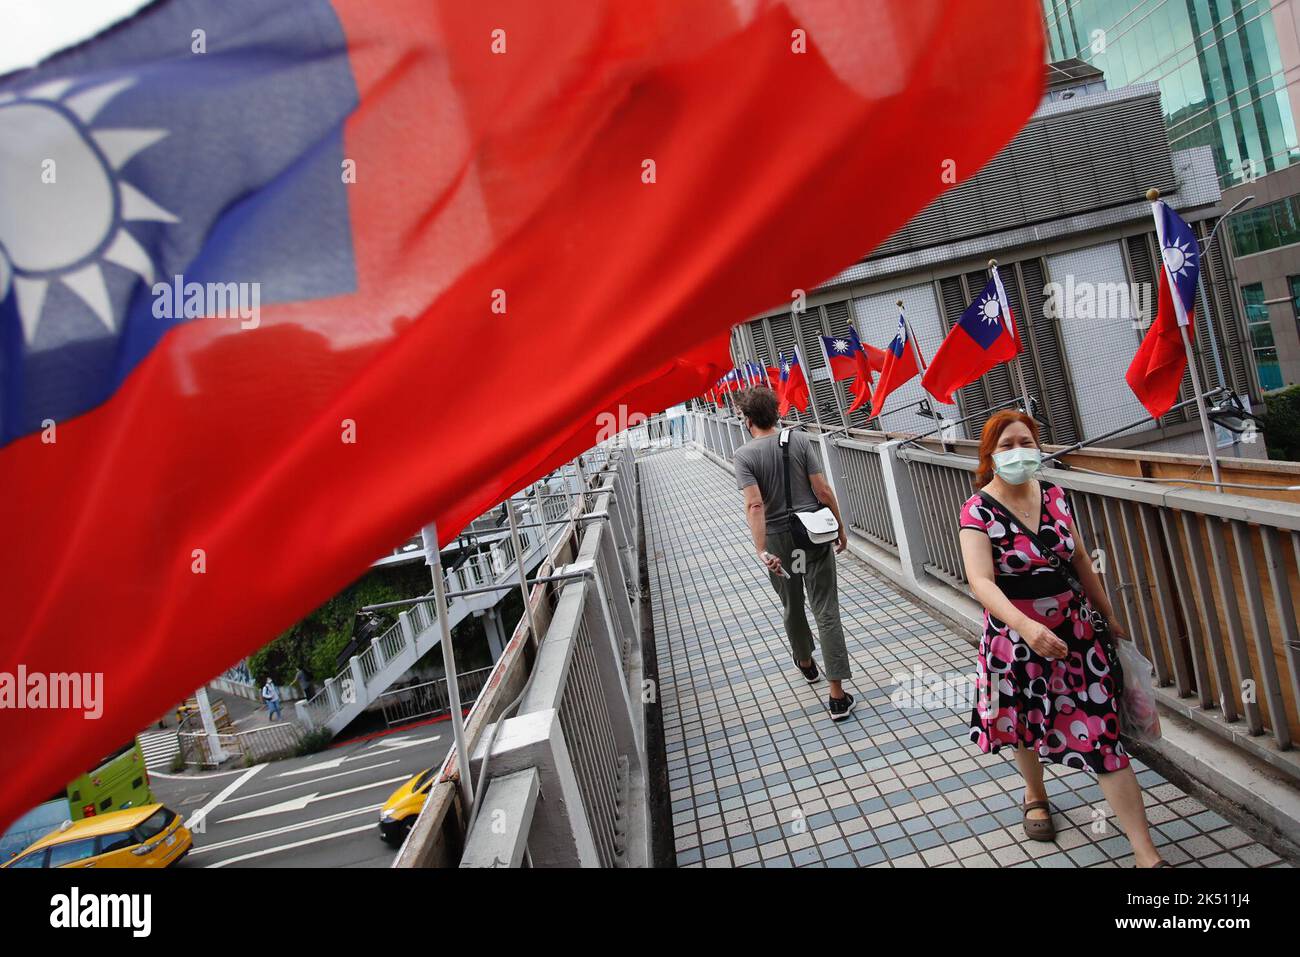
top-left (379, 768), bottom-right (435, 843)
top-left (1, 803), bottom-right (192, 869)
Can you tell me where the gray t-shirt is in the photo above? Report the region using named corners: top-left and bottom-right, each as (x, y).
top-left (734, 429), bottom-right (824, 534)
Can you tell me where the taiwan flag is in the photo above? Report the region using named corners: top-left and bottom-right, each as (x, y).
top-left (821, 326), bottom-right (883, 382)
top-left (870, 312), bottom-right (921, 418)
top-left (1126, 200), bottom-right (1198, 419)
top-left (0, 0), bottom-right (1046, 830)
top-left (922, 276), bottom-right (1021, 404)
top-left (822, 326), bottom-right (883, 414)
top-left (778, 350), bottom-right (810, 415)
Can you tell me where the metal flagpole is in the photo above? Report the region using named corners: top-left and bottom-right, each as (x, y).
top-left (873, 299), bottom-right (932, 431)
top-left (420, 521), bottom-right (473, 809)
top-left (1148, 187), bottom-right (1223, 491)
top-left (988, 259), bottom-right (1032, 414)
top-left (795, 344), bottom-right (823, 428)
top-left (815, 331), bottom-right (848, 426)
top-left (898, 300), bottom-right (930, 376)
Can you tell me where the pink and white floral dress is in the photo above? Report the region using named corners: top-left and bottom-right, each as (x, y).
top-left (959, 481), bottom-right (1128, 774)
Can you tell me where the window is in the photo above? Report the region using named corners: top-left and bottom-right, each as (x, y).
top-left (135, 807), bottom-right (175, 842)
top-left (1243, 283), bottom-right (1282, 390)
top-left (1230, 195), bottom-right (1300, 256)
top-left (47, 838), bottom-right (99, 868)
top-left (99, 831), bottom-right (137, 855)
top-left (8, 848), bottom-right (48, 868)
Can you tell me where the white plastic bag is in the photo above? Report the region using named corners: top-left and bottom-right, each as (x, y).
top-left (1116, 639), bottom-right (1162, 745)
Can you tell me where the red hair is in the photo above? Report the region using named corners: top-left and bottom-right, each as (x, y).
top-left (973, 411), bottom-right (1040, 488)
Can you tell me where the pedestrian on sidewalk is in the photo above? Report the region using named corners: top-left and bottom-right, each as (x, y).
top-left (295, 666), bottom-right (313, 701)
top-left (958, 410), bottom-right (1167, 867)
top-left (261, 677), bottom-right (283, 721)
top-left (733, 386), bottom-right (855, 721)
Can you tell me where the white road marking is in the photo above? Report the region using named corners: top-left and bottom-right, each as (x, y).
top-left (219, 776), bottom-right (409, 823)
top-left (189, 804), bottom-right (382, 855)
top-left (151, 765), bottom-right (251, 780)
top-left (207, 824), bottom-right (377, 867)
top-left (230, 760), bottom-right (401, 802)
top-left (365, 733), bottom-right (441, 751)
top-left (184, 763), bottom-right (264, 833)
top-left (277, 756), bottom-right (350, 775)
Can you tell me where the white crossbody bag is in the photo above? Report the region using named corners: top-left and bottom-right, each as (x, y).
top-left (779, 429), bottom-right (840, 546)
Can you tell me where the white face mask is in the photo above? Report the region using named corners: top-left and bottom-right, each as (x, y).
top-left (992, 446), bottom-right (1041, 485)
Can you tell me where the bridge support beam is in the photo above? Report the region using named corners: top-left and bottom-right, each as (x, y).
top-left (478, 608), bottom-right (506, 661)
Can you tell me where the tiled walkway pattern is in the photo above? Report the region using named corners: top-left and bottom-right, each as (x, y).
top-left (642, 446), bottom-right (1288, 868)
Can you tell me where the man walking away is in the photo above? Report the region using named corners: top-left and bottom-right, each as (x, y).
top-left (734, 387), bottom-right (855, 721)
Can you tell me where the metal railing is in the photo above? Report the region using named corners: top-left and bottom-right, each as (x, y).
top-left (901, 449), bottom-right (976, 587)
top-left (397, 440), bottom-right (647, 868)
top-left (377, 667), bottom-right (494, 728)
top-left (178, 721), bottom-right (304, 768)
top-left (831, 437), bottom-right (898, 552)
top-left (686, 408), bottom-right (1300, 780)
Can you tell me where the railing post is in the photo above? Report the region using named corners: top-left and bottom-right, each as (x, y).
top-left (814, 431), bottom-right (849, 533)
top-left (295, 699), bottom-right (313, 729)
top-left (399, 609), bottom-right (416, 648)
top-left (469, 709), bottom-right (601, 867)
top-left (878, 440), bottom-right (930, 586)
top-left (348, 655), bottom-right (365, 704)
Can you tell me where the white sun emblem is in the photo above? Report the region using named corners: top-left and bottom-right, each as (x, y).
top-left (832, 338), bottom-right (849, 353)
top-left (0, 76), bottom-right (177, 346)
top-left (1162, 238), bottom-right (1196, 281)
top-left (979, 294), bottom-right (1001, 324)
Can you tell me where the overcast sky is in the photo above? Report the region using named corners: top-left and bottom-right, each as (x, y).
top-left (0, 0), bottom-right (149, 75)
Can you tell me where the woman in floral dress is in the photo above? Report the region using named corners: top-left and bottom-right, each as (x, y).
top-left (957, 411), bottom-right (1167, 867)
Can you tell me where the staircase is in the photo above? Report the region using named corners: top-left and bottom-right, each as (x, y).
top-left (298, 488), bottom-right (582, 736)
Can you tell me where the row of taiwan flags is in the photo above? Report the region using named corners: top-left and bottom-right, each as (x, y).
top-left (709, 198), bottom-right (1199, 424)
top-left (0, 0), bottom-right (1048, 832)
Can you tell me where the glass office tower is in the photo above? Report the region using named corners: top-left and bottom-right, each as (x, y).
top-left (1043, 0), bottom-right (1299, 188)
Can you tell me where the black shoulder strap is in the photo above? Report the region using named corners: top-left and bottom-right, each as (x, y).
top-left (779, 428), bottom-right (794, 520)
top-left (976, 488), bottom-right (1087, 600)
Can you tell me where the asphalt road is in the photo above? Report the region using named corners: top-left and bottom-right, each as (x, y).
top-left (152, 725), bottom-right (450, 868)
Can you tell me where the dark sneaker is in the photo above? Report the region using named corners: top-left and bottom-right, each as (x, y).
top-left (828, 692), bottom-right (856, 721)
top-left (796, 659), bottom-right (820, 684)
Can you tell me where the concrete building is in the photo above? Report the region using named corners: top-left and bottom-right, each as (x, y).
top-left (1043, 0), bottom-right (1300, 392)
top-left (734, 62), bottom-right (1263, 457)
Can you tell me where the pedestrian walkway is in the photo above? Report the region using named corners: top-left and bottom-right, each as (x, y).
top-left (641, 446), bottom-right (1289, 869)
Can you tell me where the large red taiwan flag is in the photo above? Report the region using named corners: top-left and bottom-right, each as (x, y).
top-left (0, 0), bottom-right (1045, 829)
top-left (922, 276), bottom-right (1022, 404)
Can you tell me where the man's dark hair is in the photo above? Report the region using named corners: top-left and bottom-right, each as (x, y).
top-left (736, 387), bottom-right (779, 429)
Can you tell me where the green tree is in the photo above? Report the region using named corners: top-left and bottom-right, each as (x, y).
top-left (248, 563), bottom-right (434, 686)
top-left (1264, 385), bottom-right (1300, 462)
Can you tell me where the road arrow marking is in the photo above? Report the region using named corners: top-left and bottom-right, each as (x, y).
top-left (220, 776), bottom-right (408, 823)
top-left (239, 761), bottom-right (400, 801)
top-left (277, 756), bottom-right (349, 775)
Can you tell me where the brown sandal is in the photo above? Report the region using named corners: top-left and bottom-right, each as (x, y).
top-left (1022, 799), bottom-right (1056, 842)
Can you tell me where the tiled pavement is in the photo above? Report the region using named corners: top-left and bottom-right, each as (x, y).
top-left (641, 446), bottom-right (1291, 869)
